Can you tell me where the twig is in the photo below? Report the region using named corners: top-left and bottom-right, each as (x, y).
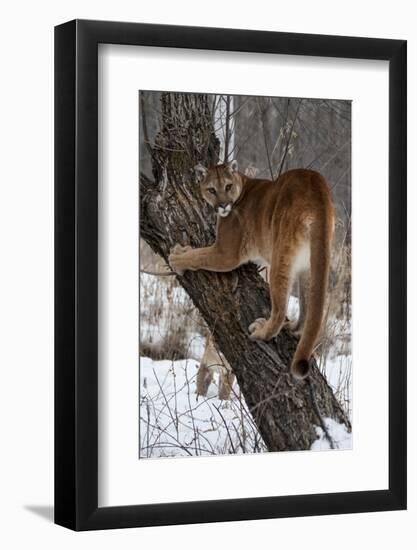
top-left (184, 360), bottom-right (200, 456)
top-left (330, 166), bottom-right (350, 191)
top-left (153, 367), bottom-right (178, 431)
top-left (140, 418), bottom-right (194, 456)
top-left (278, 98), bottom-right (303, 178)
top-left (224, 95), bottom-right (231, 162)
top-left (213, 404), bottom-right (236, 453)
top-left (140, 268), bottom-right (176, 277)
top-left (238, 388), bottom-right (247, 452)
top-left (256, 98), bottom-right (274, 180)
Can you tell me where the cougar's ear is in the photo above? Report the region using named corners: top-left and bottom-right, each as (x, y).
top-left (194, 164), bottom-right (208, 183)
top-left (227, 159), bottom-right (238, 173)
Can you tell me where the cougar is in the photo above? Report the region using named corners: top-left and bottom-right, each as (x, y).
top-left (168, 161), bottom-right (335, 379)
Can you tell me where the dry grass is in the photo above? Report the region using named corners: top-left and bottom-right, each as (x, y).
top-left (140, 240), bottom-right (206, 361)
top-left (317, 218), bottom-right (352, 418)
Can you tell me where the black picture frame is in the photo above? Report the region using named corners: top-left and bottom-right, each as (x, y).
top-left (55, 19), bottom-right (407, 531)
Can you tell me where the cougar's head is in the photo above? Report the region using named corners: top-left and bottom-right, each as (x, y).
top-left (195, 160), bottom-right (243, 218)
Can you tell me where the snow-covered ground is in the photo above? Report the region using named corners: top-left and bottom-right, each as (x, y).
top-left (139, 275), bottom-right (352, 458)
top-left (311, 418), bottom-right (352, 451)
top-left (139, 356), bottom-right (264, 458)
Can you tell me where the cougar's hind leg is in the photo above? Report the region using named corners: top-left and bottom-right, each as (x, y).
top-left (249, 244), bottom-right (294, 341)
top-left (286, 270), bottom-right (309, 334)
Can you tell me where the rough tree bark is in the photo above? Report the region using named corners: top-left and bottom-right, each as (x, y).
top-left (140, 92), bottom-right (351, 451)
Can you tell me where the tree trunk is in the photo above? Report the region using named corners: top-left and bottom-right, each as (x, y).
top-left (140, 92), bottom-right (350, 452)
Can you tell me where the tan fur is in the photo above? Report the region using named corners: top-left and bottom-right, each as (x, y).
top-left (169, 161), bottom-right (335, 379)
top-left (196, 335), bottom-right (235, 400)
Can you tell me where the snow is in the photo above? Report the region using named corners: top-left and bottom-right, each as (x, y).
top-left (139, 356), bottom-right (265, 458)
top-left (139, 273), bottom-right (352, 458)
top-left (310, 418), bottom-right (352, 451)
top-left (139, 350), bottom-right (352, 457)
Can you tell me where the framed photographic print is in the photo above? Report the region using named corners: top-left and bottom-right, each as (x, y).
top-left (55, 20), bottom-right (407, 531)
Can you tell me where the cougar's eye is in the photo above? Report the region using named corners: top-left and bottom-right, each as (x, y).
top-left (208, 188), bottom-right (216, 195)
top-left (225, 184), bottom-right (232, 192)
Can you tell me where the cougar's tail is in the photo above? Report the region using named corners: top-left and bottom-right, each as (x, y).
top-left (290, 204), bottom-right (334, 379)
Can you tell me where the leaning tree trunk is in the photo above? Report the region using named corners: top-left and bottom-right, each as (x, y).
top-left (140, 92), bottom-right (350, 451)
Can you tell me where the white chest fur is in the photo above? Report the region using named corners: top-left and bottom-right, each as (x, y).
top-left (248, 241), bottom-right (310, 273)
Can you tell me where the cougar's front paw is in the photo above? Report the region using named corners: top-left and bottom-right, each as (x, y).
top-left (170, 244), bottom-right (192, 255)
top-left (248, 318), bottom-right (271, 341)
top-left (168, 244), bottom-right (192, 275)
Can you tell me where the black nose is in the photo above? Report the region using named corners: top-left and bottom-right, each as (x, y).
top-left (219, 203), bottom-right (227, 208)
